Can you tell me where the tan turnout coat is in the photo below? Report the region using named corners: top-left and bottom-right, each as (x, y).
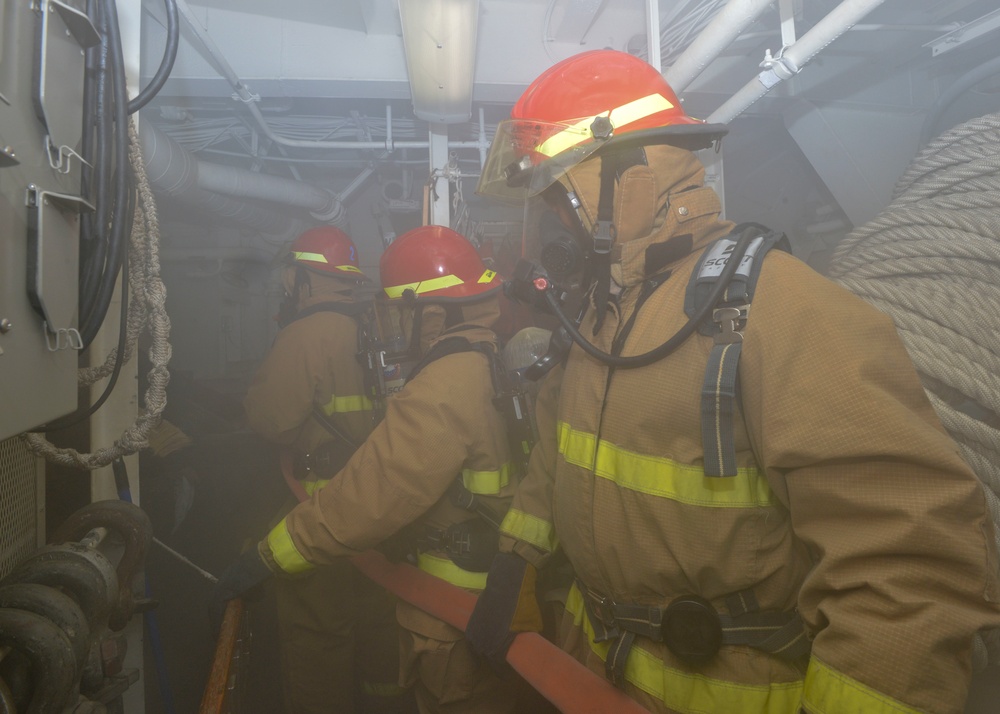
top-left (500, 146), bottom-right (1000, 714)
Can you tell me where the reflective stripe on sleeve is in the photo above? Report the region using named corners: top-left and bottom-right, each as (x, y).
top-left (802, 657), bottom-right (922, 714)
top-left (557, 421), bottom-right (777, 508)
top-left (500, 508), bottom-right (558, 553)
top-left (565, 584), bottom-right (804, 713)
top-left (302, 479), bottom-right (331, 497)
top-left (321, 393), bottom-right (373, 416)
top-left (416, 552), bottom-right (488, 590)
top-left (383, 274), bottom-right (464, 299)
top-left (265, 519), bottom-right (314, 574)
top-left (461, 463), bottom-right (511, 495)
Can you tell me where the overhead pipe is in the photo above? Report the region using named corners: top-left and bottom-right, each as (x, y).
top-left (173, 0), bottom-right (487, 156)
top-left (138, 120), bottom-right (345, 228)
top-left (707, 0), bottom-right (887, 124)
top-left (664, 0), bottom-right (777, 94)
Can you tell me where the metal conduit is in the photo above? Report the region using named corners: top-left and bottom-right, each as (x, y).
top-left (664, 0), bottom-right (777, 94)
top-left (707, 0), bottom-right (887, 124)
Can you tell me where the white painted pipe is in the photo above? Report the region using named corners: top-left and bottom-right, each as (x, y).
top-left (173, 0), bottom-right (488, 155)
top-left (707, 0), bottom-right (887, 123)
top-left (664, 0), bottom-right (776, 94)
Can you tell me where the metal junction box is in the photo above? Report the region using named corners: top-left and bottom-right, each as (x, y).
top-left (1, 0), bottom-right (97, 440)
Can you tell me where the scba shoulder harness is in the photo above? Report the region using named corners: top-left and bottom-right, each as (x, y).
top-left (683, 223), bottom-right (789, 477)
top-left (401, 334), bottom-right (538, 572)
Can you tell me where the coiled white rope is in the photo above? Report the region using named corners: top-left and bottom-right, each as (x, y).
top-left (22, 119), bottom-right (172, 469)
top-left (828, 112), bottom-right (1000, 668)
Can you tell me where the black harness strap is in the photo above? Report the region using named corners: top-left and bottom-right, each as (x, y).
top-left (577, 581), bottom-right (810, 688)
top-left (684, 224), bottom-right (789, 477)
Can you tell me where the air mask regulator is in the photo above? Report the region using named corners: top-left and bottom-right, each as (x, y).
top-left (504, 231), bottom-right (758, 374)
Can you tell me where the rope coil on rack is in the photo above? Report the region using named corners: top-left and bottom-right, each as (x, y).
top-left (827, 112), bottom-right (1000, 668)
top-left (22, 119), bottom-right (172, 470)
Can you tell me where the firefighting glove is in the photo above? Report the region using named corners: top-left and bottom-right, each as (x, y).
top-left (465, 552), bottom-right (543, 667)
top-left (209, 546), bottom-right (273, 629)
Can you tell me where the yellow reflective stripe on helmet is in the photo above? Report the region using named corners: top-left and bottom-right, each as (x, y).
top-left (293, 251), bottom-right (328, 263)
top-left (321, 393), bottom-right (373, 416)
top-left (802, 657), bottom-right (922, 714)
top-left (266, 519), bottom-right (314, 574)
top-left (302, 479), bottom-right (331, 497)
top-left (478, 269), bottom-right (497, 284)
top-left (416, 552), bottom-right (488, 590)
top-left (383, 274), bottom-right (464, 299)
top-left (500, 508), bottom-right (558, 553)
top-left (557, 422), bottom-right (777, 507)
top-left (335, 264), bottom-right (362, 273)
top-left (461, 463), bottom-right (511, 495)
top-left (566, 584), bottom-right (804, 713)
top-left (536, 93), bottom-right (675, 158)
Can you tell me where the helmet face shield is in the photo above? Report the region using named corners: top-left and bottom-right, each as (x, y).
top-left (477, 118), bottom-right (603, 202)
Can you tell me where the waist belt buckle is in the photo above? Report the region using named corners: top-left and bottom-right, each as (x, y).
top-left (662, 594), bottom-right (723, 666)
top-left (590, 590), bottom-right (618, 628)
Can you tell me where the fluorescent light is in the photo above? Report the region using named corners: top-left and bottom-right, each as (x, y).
top-left (398, 0), bottom-right (479, 124)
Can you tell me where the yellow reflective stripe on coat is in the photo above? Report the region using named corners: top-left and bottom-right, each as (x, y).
top-left (321, 393), bottom-right (373, 416)
top-left (500, 508), bottom-right (558, 553)
top-left (266, 519), bottom-right (314, 574)
top-left (802, 657), bottom-right (922, 714)
top-left (383, 274), bottom-right (464, 299)
top-left (302, 479), bottom-right (330, 497)
top-left (461, 463), bottom-right (511, 495)
top-left (557, 422), bottom-right (777, 507)
top-left (416, 552), bottom-right (488, 590)
top-left (566, 584), bottom-right (804, 713)
top-left (292, 251), bottom-right (327, 263)
top-left (536, 93), bottom-right (675, 157)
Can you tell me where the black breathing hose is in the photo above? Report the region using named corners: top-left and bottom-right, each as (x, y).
top-left (543, 229), bottom-right (755, 369)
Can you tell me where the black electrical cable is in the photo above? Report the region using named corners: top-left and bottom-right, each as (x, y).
top-left (80, 0), bottom-right (112, 306)
top-left (79, 0), bottom-right (131, 349)
top-left (79, 0), bottom-right (100, 251)
top-left (127, 0), bottom-right (179, 115)
top-left (542, 229), bottom-right (755, 369)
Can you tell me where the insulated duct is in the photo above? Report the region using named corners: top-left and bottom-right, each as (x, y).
top-left (707, 0), bottom-right (887, 124)
top-left (137, 121), bottom-right (346, 231)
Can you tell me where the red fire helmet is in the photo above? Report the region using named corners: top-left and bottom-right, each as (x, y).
top-left (379, 225), bottom-right (501, 302)
top-left (288, 226), bottom-right (369, 281)
top-left (477, 49), bottom-right (727, 200)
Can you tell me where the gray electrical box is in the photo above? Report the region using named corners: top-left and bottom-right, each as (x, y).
top-left (0, 0), bottom-right (97, 440)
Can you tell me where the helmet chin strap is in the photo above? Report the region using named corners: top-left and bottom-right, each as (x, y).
top-left (590, 149), bottom-right (618, 334)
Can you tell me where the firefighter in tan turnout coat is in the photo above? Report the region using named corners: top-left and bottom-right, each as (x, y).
top-left (465, 49), bottom-right (1000, 714)
top-left (221, 225), bottom-right (535, 714)
top-left (243, 226), bottom-right (406, 714)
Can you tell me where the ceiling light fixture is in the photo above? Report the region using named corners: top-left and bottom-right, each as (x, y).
top-left (398, 0), bottom-right (480, 124)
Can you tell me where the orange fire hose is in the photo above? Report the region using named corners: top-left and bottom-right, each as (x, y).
top-left (216, 450), bottom-right (652, 714)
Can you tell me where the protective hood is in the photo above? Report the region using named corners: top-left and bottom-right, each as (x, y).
top-left (282, 265), bottom-right (359, 312)
top-left (418, 296), bottom-right (502, 356)
top-left (561, 144), bottom-right (732, 287)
